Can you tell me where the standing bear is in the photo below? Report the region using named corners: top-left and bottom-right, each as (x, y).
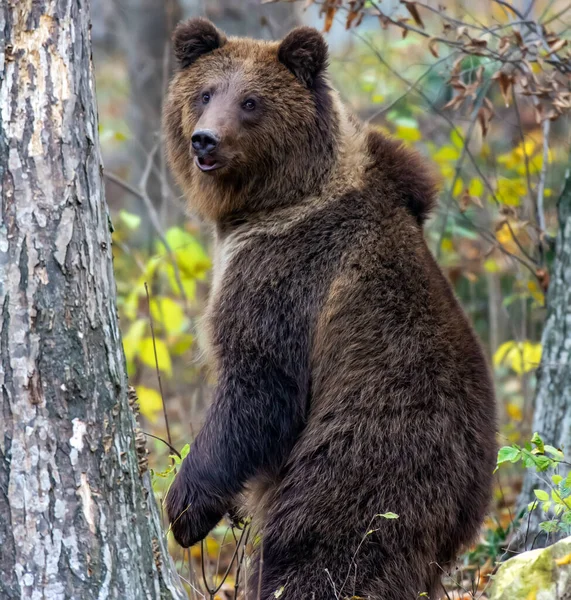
top-left (163, 18), bottom-right (497, 600)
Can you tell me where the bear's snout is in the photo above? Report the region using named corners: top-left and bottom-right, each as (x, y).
top-left (191, 129), bottom-right (223, 172)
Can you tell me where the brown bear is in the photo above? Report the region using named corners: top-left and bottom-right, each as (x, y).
top-left (163, 17), bottom-right (497, 600)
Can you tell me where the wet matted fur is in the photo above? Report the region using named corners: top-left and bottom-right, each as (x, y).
top-left (163, 18), bottom-right (497, 600)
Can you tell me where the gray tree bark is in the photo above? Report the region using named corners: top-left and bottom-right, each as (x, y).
top-left (0, 2), bottom-right (185, 598)
top-left (518, 160), bottom-right (571, 549)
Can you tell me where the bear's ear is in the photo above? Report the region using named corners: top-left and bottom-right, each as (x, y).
top-left (173, 18), bottom-right (227, 69)
top-left (278, 27), bottom-right (328, 88)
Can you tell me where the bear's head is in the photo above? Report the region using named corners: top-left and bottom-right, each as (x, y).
top-left (163, 18), bottom-right (340, 221)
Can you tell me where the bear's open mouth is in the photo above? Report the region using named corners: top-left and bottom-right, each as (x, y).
top-left (195, 156), bottom-right (222, 172)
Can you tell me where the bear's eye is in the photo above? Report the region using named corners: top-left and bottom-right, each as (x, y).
top-left (242, 99), bottom-right (256, 111)
top-left (201, 92), bottom-right (210, 104)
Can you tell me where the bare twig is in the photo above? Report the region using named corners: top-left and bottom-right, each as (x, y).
top-left (105, 169), bottom-right (189, 304)
top-left (144, 281), bottom-right (173, 447)
top-left (142, 430), bottom-right (181, 459)
top-left (536, 118), bottom-right (551, 240)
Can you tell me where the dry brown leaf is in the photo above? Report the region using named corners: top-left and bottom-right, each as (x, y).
top-left (401, 1), bottom-right (425, 29)
top-left (323, 6), bottom-right (336, 32)
top-left (546, 38), bottom-right (567, 56)
top-left (378, 14), bottom-right (390, 29)
top-left (451, 56), bottom-right (464, 77)
top-left (477, 104), bottom-right (494, 138)
top-left (492, 70), bottom-right (514, 107)
top-left (398, 18), bottom-right (410, 38)
top-left (443, 94), bottom-right (465, 111)
top-left (498, 36), bottom-right (511, 55)
top-left (536, 268), bottom-right (550, 293)
top-left (428, 37), bottom-right (440, 58)
top-left (460, 189), bottom-right (483, 212)
top-left (456, 26), bottom-right (467, 40)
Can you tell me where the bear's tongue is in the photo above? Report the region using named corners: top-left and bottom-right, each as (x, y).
top-left (201, 156), bottom-right (217, 167)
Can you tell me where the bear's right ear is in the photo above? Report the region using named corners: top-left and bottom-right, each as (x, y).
top-left (173, 18), bottom-right (227, 69)
top-left (278, 27), bottom-right (328, 88)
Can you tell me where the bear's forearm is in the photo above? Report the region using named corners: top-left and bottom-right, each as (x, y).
top-left (184, 361), bottom-right (307, 500)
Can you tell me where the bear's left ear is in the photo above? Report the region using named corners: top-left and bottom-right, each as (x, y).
top-left (173, 18), bottom-right (227, 69)
top-left (278, 27), bottom-right (328, 88)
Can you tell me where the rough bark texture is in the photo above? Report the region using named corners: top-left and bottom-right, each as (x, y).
top-left (518, 161), bottom-right (571, 548)
top-left (0, 2), bottom-right (184, 598)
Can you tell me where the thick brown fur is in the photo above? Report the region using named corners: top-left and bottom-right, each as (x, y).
top-left (164, 19), bottom-right (496, 600)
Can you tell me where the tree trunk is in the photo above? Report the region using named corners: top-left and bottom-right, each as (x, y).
top-left (0, 2), bottom-right (184, 598)
top-left (517, 160), bottom-right (571, 549)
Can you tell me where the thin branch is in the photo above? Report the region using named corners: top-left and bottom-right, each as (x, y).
top-left (144, 282), bottom-right (173, 448)
top-left (536, 118), bottom-right (550, 239)
top-left (365, 53), bottom-right (456, 124)
top-left (511, 88), bottom-right (536, 220)
top-left (142, 430), bottom-right (181, 459)
top-left (437, 82), bottom-right (491, 259)
top-left (105, 163), bottom-right (189, 305)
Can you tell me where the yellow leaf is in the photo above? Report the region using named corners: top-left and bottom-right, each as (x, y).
top-left (493, 340), bottom-right (542, 374)
top-left (452, 178), bottom-right (463, 197)
top-left (515, 139), bottom-right (536, 159)
top-left (136, 386), bottom-right (163, 422)
top-left (150, 297), bottom-right (187, 335)
top-left (450, 128), bottom-right (464, 149)
top-left (527, 281), bottom-right (545, 305)
top-left (139, 337), bottom-right (172, 376)
top-left (469, 178), bottom-right (484, 197)
top-left (396, 125), bottom-right (421, 142)
top-left (555, 552), bottom-right (571, 566)
top-left (484, 258), bottom-right (500, 273)
top-left (433, 145), bottom-right (460, 163)
top-left (506, 403), bottom-right (523, 421)
top-left (157, 227), bottom-right (211, 278)
top-left (165, 264), bottom-right (197, 300)
top-left (170, 334), bottom-right (194, 356)
top-left (497, 178), bottom-right (525, 206)
top-left (190, 537), bottom-right (220, 559)
top-left (122, 318), bottom-right (147, 363)
top-left (441, 238), bottom-right (454, 253)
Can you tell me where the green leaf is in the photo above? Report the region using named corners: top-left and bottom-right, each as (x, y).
top-left (545, 445), bottom-right (564, 461)
top-left (534, 489), bottom-right (549, 502)
top-left (553, 474), bottom-right (563, 485)
top-left (531, 432), bottom-right (545, 453)
top-left (532, 454), bottom-right (551, 472)
top-left (139, 337), bottom-right (172, 376)
top-left (539, 521), bottom-right (559, 533)
top-left (377, 512), bottom-right (399, 519)
top-left (497, 446), bottom-right (521, 465)
top-left (119, 210), bottom-right (141, 230)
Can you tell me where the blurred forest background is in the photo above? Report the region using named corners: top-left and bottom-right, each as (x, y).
top-left (90, 0), bottom-right (570, 597)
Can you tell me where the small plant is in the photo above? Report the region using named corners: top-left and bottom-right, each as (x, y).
top-left (497, 432), bottom-right (571, 536)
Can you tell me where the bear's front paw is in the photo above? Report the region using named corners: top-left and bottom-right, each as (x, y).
top-left (166, 473), bottom-right (225, 548)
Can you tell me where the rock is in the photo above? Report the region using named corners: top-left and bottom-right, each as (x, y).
top-left (488, 535), bottom-right (571, 600)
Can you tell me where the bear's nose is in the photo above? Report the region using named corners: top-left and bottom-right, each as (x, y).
top-left (191, 130), bottom-right (219, 155)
